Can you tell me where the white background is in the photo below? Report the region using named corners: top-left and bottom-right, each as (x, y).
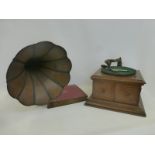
top-left (0, 19), bottom-right (155, 134)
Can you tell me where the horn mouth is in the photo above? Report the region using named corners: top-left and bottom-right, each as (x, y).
top-left (6, 41), bottom-right (72, 106)
top-left (24, 58), bottom-right (43, 71)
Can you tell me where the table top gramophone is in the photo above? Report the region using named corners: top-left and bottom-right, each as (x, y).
top-left (86, 57), bottom-right (146, 117)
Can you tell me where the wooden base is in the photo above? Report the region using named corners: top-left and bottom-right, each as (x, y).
top-left (47, 84), bottom-right (87, 108)
top-left (85, 96), bottom-right (146, 117)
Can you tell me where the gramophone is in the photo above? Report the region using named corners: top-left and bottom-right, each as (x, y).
top-left (86, 57), bottom-right (146, 117)
top-left (6, 41), bottom-right (87, 108)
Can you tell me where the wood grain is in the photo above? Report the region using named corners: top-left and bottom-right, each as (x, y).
top-left (86, 69), bottom-right (146, 117)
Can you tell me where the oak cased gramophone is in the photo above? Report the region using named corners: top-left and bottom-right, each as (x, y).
top-left (6, 41), bottom-right (87, 108)
top-left (86, 58), bottom-right (146, 117)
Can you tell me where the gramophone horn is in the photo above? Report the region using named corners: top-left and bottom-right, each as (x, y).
top-left (6, 41), bottom-right (72, 106)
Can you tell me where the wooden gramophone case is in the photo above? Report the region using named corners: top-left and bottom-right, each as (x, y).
top-left (86, 69), bottom-right (146, 116)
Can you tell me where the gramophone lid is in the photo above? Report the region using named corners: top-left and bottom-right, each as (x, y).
top-left (92, 69), bottom-right (145, 85)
